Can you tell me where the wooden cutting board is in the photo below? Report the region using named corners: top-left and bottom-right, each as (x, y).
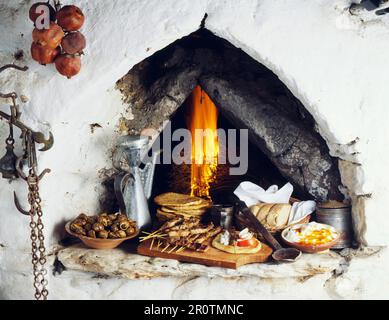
top-left (137, 239), bottom-right (273, 269)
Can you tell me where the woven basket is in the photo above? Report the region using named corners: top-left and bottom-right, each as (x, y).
top-left (267, 197), bottom-right (311, 234)
top-left (235, 197), bottom-right (312, 236)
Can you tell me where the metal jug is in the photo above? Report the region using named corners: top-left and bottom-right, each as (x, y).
top-left (113, 135), bottom-right (160, 230)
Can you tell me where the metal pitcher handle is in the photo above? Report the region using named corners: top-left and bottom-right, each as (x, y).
top-left (114, 172), bottom-right (134, 215)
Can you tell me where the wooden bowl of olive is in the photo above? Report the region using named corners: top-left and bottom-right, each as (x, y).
top-left (66, 213), bottom-right (139, 249)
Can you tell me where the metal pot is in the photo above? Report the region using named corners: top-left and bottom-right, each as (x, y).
top-left (316, 201), bottom-right (353, 249)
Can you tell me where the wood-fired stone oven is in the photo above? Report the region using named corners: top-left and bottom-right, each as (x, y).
top-left (0, 0), bottom-right (388, 300)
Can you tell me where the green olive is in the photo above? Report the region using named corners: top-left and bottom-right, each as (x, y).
top-left (87, 230), bottom-right (96, 238)
top-left (111, 223), bottom-right (119, 232)
top-left (119, 220), bottom-right (130, 230)
top-left (115, 230), bottom-right (127, 238)
top-left (92, 222), bottom-right (104, 232)
top-left (108, 232), bottom-right (118, 239)
top-left (98, 230), bottom-right (109, 239)
top-left (125, 227), bottom-right (135, 236)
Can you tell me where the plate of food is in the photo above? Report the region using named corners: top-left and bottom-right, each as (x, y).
top-left (281, 222), bottom-right (339, 253)
top-left (212, 228), bottom-right (262, 254)
top-left (65, 213), bottom-right (139, 249)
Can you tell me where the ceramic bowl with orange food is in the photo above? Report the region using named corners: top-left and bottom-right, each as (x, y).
top-left (281, 222), bottom-right (340, 253)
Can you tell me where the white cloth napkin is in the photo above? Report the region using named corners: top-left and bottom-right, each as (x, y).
top-left (234, 181), bottom-right (293, 207)
top-left (234, 181), bottom-right (316, 224)
top-left (289, 200), bottom-right (316, 224)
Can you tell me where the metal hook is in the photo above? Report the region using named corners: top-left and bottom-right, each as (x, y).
top-left (0, 64), bottom-right (28, 74)
top-left (32, 131), bottom-right (55, 152)
top-left (13, 168), bottom-right (51, 216)
top-left (13, 192), bottom-right (30, 216)
top-left (13, 155), bottom-right (51, 216)
top-left (0, 111), bottom-right (55, 152)
top-left (37, 168), bottom-right (51, 180)
top-left (1, 63), bottom-right (54, 152)
top-left (0, 64), bottom-right (28, 99)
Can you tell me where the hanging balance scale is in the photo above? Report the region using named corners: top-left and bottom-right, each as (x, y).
top-left (0, 63), bottom-right (54, 300)
top-left (0, 114), bottom-right (18, 180)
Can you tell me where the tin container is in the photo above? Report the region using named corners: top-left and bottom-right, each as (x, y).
top-left (211, 204), bottom-right (235, 230)
top-left (316, 201), bottom-right (353, 249)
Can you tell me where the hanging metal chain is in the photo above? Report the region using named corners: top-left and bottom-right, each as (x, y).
top-left (6, 122), bottom-right (14, 145)
top-left (25, 132), bottom-right (49, 300)
top-left (27, 169), bottom-right (49, 300)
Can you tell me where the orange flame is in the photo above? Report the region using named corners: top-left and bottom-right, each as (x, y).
top-left (188, 85), bottom-right (219, 199)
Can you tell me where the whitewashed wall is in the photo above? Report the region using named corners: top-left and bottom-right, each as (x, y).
top-left (1, 0), bottom-right (389, 299)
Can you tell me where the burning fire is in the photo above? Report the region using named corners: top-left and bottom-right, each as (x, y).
top-left (188, 85), bottom-right (219, 199)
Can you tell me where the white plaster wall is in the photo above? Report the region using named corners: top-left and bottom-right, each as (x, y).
top-left (1, 0), bottom-right (389, 299)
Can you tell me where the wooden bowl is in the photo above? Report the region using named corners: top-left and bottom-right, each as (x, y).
top-left (281, 223), bottom-right (340, 254)
top-left (65, 222), bottom-right (139, 250)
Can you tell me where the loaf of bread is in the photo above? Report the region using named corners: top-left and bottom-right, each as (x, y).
top-left (250, 203), bottom-right (291, 230)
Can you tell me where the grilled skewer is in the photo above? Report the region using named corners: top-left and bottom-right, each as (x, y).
top-left (141, 217), bottom-right (223, 254)
top-left (160, 217), bottom-right (184, 231)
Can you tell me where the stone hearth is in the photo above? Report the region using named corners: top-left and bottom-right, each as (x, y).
top-left (57, 246), bottom-right (343, 280)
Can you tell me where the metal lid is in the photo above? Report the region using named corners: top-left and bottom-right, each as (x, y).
top-left (318, 200), bottom-right (351, 209)
top-left (117, 135), bottom-right (150, 149)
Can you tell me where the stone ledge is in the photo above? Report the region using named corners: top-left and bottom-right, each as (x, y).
top-left (57, 245), bottom-right (344, 280)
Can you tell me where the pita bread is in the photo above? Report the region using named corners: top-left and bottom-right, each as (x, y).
top-left (154, 193), bottom-right (204, 207)
top-left (162, 207), bottom-right (207, 216)
top-left (156, 212), bottom-right (170, 222)
top-left (156, 209), bottom-right (176, 220)
top-left (159, 207), bottom-right (179, 213)
top-left (212, 234), bottom-right (262, 254)
top-left (156, 209), bottom-right (200, 220)
top-left (163, 204), bottom-right (209, 211)
top-left (165, 200), bottom-right (211, 210)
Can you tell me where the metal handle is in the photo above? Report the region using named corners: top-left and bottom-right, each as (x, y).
top-left (140, 149), bottom-right (161, 200)
top-left (232, 196), bottom-right (283, 251)
top-left (114, 172), bottom-right (134, 215)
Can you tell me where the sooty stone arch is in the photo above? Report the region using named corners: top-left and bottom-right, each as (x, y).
top-left (116, 29), bottom-right (344, 202)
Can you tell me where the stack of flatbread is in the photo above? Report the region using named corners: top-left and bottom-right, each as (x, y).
top-left (250, 203), bottom-right (292, 231)
top-left (154, 192), bottom-right (212, 222)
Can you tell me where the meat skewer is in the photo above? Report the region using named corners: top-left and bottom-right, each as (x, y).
top-left (167, 224), bottom-right (214, 238)
top-left (169, 226), bottom-right (223, 252)
top-left (140, 216), bottom-right (222, 254)
top-left (160, 217), bottom-right (184, 231)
